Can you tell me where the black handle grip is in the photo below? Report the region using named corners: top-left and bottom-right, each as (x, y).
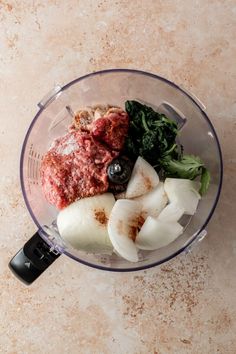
top-left (9, 232), bottom-right (61, 285)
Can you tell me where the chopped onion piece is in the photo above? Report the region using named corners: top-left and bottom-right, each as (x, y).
top-left (135, 216), bottom-right (183, 250)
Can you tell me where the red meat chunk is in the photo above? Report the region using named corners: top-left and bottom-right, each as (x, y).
top-left (91, 111), bottom-right (129, 150)
top-left (41, 131), bottom-right (118, 209)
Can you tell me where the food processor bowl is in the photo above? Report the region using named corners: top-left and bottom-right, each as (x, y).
top-left (9, 69), bottom-right (223, 284)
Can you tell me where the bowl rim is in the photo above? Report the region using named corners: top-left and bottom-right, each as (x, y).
top-left (20, 68), bottom-right (223, 272)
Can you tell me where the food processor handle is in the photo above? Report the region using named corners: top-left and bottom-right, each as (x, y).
top-left (9, 232), bottom-right (61, 285)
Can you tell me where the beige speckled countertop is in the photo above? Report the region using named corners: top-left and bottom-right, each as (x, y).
top-left (0, 1), bottom-right (236, 353)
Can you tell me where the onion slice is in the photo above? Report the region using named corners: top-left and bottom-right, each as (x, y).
top-left (164, 178), bottom-right (201, 215)
top-left (125, 156), bottom-right (159, 198)
top-left (108, 199), bottom-right (142, 262)
top-left (135, 216), bottom-right (183, 250)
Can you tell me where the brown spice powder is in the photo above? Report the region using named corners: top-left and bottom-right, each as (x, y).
top-left (94, 209), bottom-right (108, 226)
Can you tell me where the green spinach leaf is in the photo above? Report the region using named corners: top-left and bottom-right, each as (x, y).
top-left (161, 155), bottom-right (204, 180)
top-left (124, 100), bottom-right (178, 167)
top-left (124, 100), bottom-right (211, 194)
top-left (199, 167), bottom-right (211, 196)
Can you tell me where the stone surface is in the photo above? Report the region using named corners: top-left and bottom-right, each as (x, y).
top-left (0, 0), bottom-right (236, 353)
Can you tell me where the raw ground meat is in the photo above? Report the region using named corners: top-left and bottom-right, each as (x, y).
top-left (91, 111), bottom-right (129, 150)
top-left (41, 131), bottom-right (119, 209)
top-left (41, 109), bottom-right (129, 209)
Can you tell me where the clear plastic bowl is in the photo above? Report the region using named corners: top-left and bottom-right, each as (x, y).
top-left (20, 69), bottom-right (223, 272)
